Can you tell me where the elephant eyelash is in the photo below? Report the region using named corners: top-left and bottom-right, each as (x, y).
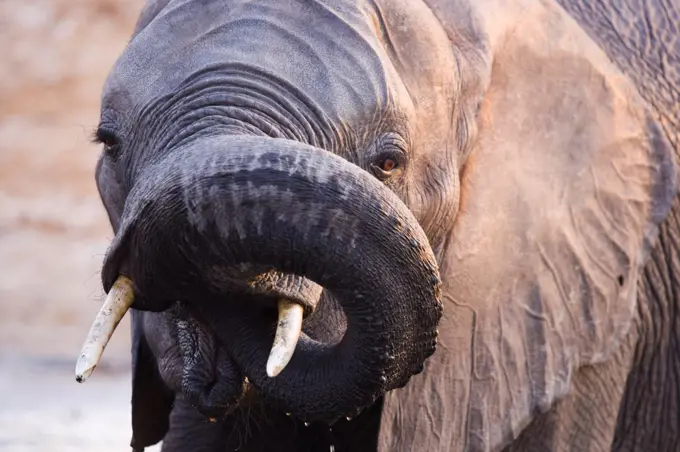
top-left (92, 127), bottom-right (122, 155)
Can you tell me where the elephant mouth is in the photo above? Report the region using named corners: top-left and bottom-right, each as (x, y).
top-left (156, 272), bottom-right (338, 421)
top-left (76, 135), bottom-right (443, 424)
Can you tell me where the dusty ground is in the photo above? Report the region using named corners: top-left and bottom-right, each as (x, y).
top-left (0, 1), bottom-right (161, 450)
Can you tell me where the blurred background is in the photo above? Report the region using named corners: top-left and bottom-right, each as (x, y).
top-left (0, 1), bottom-right (161, 450)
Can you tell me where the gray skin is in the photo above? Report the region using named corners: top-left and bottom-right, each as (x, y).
top-left (90, 0), bottom-right (680, 451)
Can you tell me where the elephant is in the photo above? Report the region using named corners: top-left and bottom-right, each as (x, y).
top-left (75, 0), bottom-right (680, 450)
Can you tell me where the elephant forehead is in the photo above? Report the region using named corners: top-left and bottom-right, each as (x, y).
top-left (103, 0), bottom-right (405, 124)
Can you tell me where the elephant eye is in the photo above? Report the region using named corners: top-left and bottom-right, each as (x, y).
top-left (366, 132), bottom-right (408, 182)
top-left (380, 158), bottom-right (397, 172)
top-left (370, 152), bottom-right (403, 181)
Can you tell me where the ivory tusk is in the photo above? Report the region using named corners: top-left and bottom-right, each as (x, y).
top-left (75, 276), bottom-right (134, 383)
top-left (266, 299), bottom-right (303, 377)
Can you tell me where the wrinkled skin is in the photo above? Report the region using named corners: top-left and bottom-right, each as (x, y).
top-left (90, 0), bottom-right (680, 451)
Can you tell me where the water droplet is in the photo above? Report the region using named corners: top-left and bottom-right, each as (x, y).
top-left (286, 412), bottom-right (291, 417)
top-left (346, 416), bottom-right (352, 421)
top-left (304, 422), bottom-right (310, 427)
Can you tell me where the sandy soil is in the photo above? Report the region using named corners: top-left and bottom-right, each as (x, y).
top-left (0, 354), bottom-right (160, 452)
top-left (0, 1), bottom-right (160, 450)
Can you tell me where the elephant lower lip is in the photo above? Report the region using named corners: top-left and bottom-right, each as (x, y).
top-left (172, 302), bottom-right (247, 420)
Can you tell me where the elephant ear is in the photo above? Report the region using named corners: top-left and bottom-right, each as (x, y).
top-left (130, 310), bottom-right (174, 450)
top-left (379, 2), bottom-right (677, 451)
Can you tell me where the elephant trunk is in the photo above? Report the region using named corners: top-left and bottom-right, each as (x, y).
top-left (102, 135), bottom-right (442, 423)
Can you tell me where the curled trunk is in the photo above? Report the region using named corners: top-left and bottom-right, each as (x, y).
top-left (104, 135), bottom-right (442, 422)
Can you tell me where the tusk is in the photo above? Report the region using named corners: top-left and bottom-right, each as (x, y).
top-left (266, 299), bottom-right (303, 377)
top-left (75, 276), bottom-right (134, 383)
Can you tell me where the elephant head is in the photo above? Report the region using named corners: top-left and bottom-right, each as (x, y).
top-left (77, 0), bottom-right (677, 450)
